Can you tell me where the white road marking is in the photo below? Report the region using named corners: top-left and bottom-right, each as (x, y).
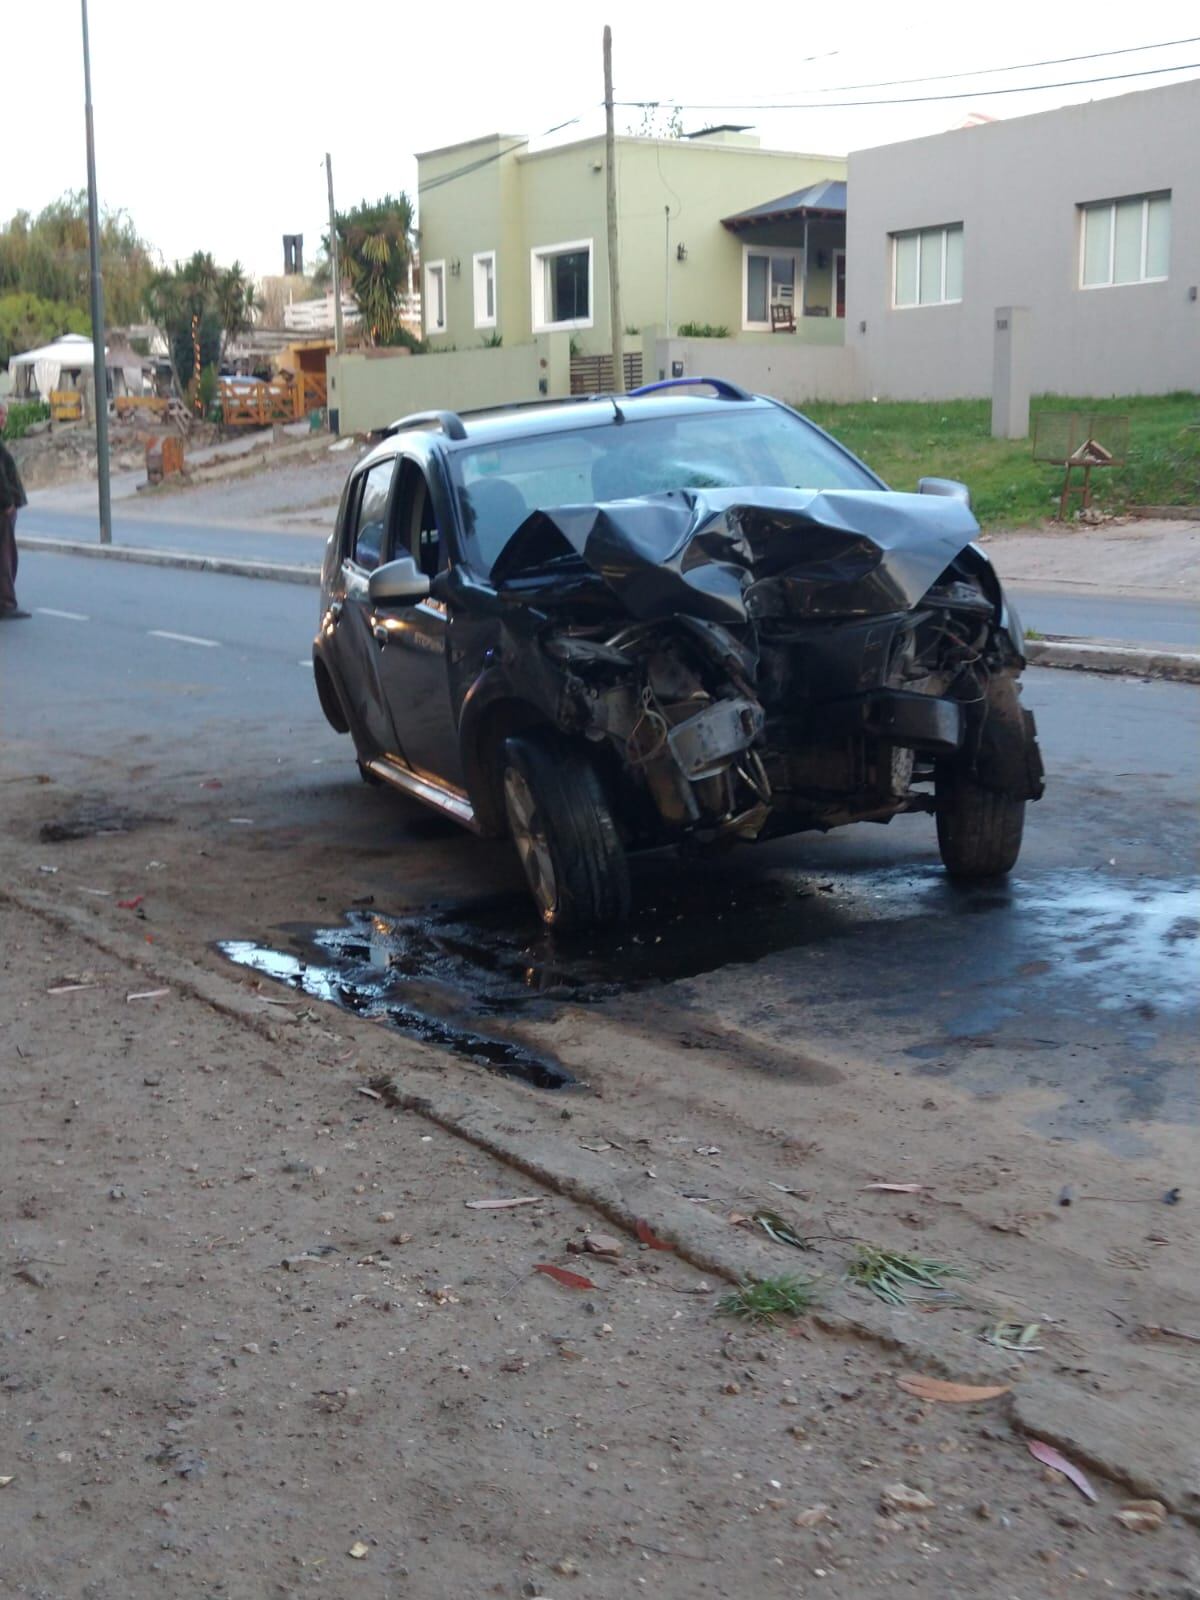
top-left (148, 629), bottom-right (220, 648)
top-left (37, 608), bottom-right (90, 621)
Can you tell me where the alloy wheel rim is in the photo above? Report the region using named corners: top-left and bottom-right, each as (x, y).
top-left (503, 767), bottom-right (557, 919)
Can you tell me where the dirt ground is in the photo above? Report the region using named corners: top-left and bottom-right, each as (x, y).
top-left (3, 895), bottom-right (1200, 1600)
top-left (981, 520), bottom-right (1200, 599)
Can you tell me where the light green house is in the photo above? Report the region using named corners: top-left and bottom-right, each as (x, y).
top-left (415, 128), bottom-right (848, 360)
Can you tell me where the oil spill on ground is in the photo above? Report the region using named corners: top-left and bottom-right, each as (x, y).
top-left (216, 938), bottom-right (578, 1091)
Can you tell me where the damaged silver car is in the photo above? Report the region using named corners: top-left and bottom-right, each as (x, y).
top-left (313, 379), bottom-right (1044, 929)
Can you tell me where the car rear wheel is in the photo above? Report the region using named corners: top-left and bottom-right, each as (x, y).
top-left (936, 774), bottom-right (1025, 879)
top-left (502, 733), bottom-right (631, 931)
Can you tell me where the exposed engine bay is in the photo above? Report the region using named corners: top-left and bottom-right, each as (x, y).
top-left (486, 487), bottom-right (1045, 847)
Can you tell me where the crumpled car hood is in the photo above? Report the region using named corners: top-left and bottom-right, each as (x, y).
top-left (489, 487), bottom-right (982, 624)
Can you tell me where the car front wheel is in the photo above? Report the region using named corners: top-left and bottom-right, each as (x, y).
top-left (936, 773), bottom-right (1025, 880)
top-left (501, 733), bottom-right (631, 931)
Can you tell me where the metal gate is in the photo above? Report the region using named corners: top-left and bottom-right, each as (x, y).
top-left (569, 352), bottom-right (643, 395)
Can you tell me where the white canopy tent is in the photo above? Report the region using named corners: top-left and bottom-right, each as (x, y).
top-left (8, 332), bottom-right (147, 401)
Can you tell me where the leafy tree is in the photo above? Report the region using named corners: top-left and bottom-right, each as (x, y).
top-left (322, 194), bottom-right (414, 346)
top-left (0, 292), bottom-right (90, 367)
top-left (0, 193), bottom-right (154, 328)
top-left (146, 252), bottom-right (256, 396)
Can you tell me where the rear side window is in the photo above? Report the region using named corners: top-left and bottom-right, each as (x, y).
top-left (348, 458), bottom-right (397, 571)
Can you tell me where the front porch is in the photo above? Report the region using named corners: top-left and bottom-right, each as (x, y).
top-left (722, 179), bottom-right (846, 341)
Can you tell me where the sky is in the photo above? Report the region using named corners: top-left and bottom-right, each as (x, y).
top-left (4, 0), bottom-right (1198, 281)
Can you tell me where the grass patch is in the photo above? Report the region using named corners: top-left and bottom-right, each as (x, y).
top-left (797, 392), bottom-right (1200, 530)
top-left (717, 1275), bottom-right (818, 1324)
top-left (845, 1245), bottom-right (967, 1307)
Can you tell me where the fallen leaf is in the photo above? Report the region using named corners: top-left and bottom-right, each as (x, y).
top-left (465, 1197), bottom-right (539, 1210)
top-left (0, 1476), bottom-right (13, 1487)
top-left (347, 1540), bottom-right (369, 1559)
top-left (578, 1139), bottom-right (614, 1153)
top-left (355, 1086), bottom-right (383, 1100)
top-left (47, 982), bottom-right (99, 995)
top-left (635, 1219), bottom-right (674, 1251)
top-left (533, 1264), bottom-right (596, 1290)
top-left (126, 988), bottom-right (170, 1003)
top-left (116, 895), bottom-right (145, 910)
top-left (863, 1182), bottom-right (926, 1193)
top-left (768, 1181), bottom-right (798, 1194)
top-left (200, 779), bottom-right (223, 789)
top-left (897, 1373), bottom-right (1011, 1403)
top-left (1026, 1439), bottom-right (1097, 1501)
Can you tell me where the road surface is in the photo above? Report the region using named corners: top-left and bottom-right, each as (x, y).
top-left (5, 549), bottom-right (1196, 1153)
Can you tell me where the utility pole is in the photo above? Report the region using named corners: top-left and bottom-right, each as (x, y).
top-left (325, 152), bottom-right (345, 356)
top-left (80, 0), bottom-right (111, 544)
top-left (603, 26), bottom-right (625, 394)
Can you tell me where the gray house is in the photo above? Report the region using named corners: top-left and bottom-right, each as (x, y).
top-left (845, 77), bottom-right (1199, 399)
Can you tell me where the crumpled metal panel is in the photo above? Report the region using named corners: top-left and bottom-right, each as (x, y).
top-left (490, 487), bottom-right (981, 625)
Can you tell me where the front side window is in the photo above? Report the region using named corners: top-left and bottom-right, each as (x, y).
top-left (1080, 192), bottom-right (1170, 287)
top-left (473, 251), bottom-right (497, 328)
top-left (349, 457), bottom-right (397, 572)
top-left (531, 239), bottom-right (592, 331)
top-left (892, 224), bottom-right (963, 308)
top-left (424, 260), bottom-right (447, 334)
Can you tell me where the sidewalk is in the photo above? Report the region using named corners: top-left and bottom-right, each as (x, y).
top-left (4, 895), bottom-right (1196, 1597)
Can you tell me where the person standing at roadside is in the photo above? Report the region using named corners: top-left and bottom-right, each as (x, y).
top-left (0, 404), bottom-right (31, 619)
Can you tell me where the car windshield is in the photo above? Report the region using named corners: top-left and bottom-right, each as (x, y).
top-left (453, 406), bottom-right (880, 573)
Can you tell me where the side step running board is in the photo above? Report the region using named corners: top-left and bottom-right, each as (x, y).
top-left (365, 757), bottom-right (481, 833)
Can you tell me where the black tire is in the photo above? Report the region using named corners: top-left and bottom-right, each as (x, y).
top-left (936, 775), bottom-right (1025, 880)
top-left (501, 733), bottom-right (631, 932)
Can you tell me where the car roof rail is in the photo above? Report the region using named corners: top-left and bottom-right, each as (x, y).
top-left (382, 409), bottom-right (468, 441)
top-left (627, 376), bottom-right (753, 402)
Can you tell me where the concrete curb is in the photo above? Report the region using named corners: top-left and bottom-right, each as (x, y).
top-left (20, 535), bottom-right (319, 587)
top-left (1026, 637), bottom-right (1200, 682)
top-left (5, 880), bottom-right (1197, 1521)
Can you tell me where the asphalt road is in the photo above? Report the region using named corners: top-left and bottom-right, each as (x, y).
top-left (4, 550), bottom-right (1197, 1159)
top-left (19, 509), bottom-right (1200, 648)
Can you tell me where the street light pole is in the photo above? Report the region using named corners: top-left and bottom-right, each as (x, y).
top-left (325, 153), bottom-right (345, 357)
top-left (81, 0), bottom-right (112, 545)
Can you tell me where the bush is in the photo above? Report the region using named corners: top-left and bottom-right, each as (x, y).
top-left (676, 322), bottom-right (730, 339)
top-left (1, 399), bottom-right (50, 440)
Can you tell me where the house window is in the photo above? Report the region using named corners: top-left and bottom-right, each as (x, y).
top-left (531, 239), bottom-right (593, 331)
top-left (1080, 192), bottom-right (1170, 288)
top-left (473, 251), bottom-right (497, 329)
top-left (892, 224), bottom-right (963, 308)
top-left (424, 260), bottom-right (447, 335)
top-left (743, 247), bottom-right (802, 331)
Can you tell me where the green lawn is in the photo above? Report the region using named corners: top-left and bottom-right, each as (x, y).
top-left (797, 393), bottom-right (1200, 529)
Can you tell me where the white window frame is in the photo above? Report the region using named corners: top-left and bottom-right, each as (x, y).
top-left (472, 250), bottom-right (497, 329)
top-left (1078, 193), bottom-right (1170, 290)
top-left (424, 259), bottom-right (447, 336)
top-left (530, 238), bottom-right (594, 333)
top-left (891, 224), bottom-right (963, 309)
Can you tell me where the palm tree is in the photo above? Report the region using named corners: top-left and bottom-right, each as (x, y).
top-left (333, 194), bottom-right (414, 345)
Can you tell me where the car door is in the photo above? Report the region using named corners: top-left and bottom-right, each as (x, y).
top-left (326, 453), bottom-right (405, 760)
top-left (373, 456), bottom-right (467, 790)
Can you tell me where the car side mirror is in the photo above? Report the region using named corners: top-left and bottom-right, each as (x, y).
top-left (917, 476), bottom-right (972, 508)
top-left (369, 555), bottom-right (430, 606)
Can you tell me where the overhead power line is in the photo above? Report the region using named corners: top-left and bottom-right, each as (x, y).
top-left (791, 33), bottom-right (1200, 93)
top-left (615, 58), bottom-right (1200, 114)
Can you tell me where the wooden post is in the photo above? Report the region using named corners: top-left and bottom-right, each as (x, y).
top-left (603, 27), bottom-right (625, 393)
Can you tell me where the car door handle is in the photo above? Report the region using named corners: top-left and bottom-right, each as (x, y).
top-left (372, 624), bottom-right (389, 645)
top-left (328, 601), bottom-right (343, 620)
